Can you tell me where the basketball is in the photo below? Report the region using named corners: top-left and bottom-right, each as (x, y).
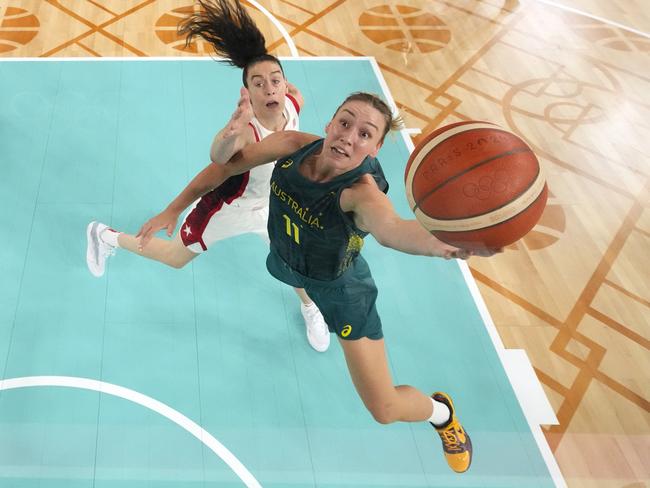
top-left (404, 121), bottom-right (548, 250)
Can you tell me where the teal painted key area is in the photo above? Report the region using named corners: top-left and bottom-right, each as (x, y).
top-left (0, 59), bottom-right (555, 487)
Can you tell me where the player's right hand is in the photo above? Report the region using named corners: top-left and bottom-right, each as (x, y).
top-left (445, 246), bottom-right (504, 260)
top-left (136, 209), bottom-right (179, 250)
top-left (223, 87), bottom-right (253, 139)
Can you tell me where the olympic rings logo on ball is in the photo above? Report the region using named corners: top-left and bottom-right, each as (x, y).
top-left (462, 170), bottom-right (509, 200)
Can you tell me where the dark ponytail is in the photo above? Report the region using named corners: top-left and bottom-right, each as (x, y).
top-left (178, 0), bottom-right (284, 86)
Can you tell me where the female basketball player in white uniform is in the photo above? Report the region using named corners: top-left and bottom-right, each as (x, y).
top-left (85, 0), bottom-right (329, 352)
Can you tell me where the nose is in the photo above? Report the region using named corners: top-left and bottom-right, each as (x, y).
top-left (339, 129), bottom-right (354, 145)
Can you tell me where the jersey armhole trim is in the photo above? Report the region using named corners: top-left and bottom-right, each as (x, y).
top-left (248, 122), bottom-right (261, 143)
top-left (286, 93), bottom-right (301, 114)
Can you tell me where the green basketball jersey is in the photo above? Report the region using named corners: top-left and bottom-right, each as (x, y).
top-left (267, 138), bottom-right (388, 281)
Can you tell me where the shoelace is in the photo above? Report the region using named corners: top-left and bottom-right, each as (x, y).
top-left (316, 317), bottom-right (328, 334)
top-left (100, 246), bottom-right (115, 259)
top-left (439, 429), bottom-right (462, 452)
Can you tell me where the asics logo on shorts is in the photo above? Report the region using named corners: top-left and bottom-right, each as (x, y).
top-left (341, 324), bottom-right (352, 337)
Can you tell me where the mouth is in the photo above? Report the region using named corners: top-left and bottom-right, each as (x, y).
top-left (265, 101), bottom-right (280, 108)
top-left (330, 146), bottom-right (349, 157)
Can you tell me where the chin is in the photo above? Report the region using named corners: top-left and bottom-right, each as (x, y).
top-left (325, 153), bottom-right (355, 169)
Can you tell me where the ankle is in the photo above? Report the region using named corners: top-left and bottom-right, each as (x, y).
top-left (428, 397), bottom-right (451, 427)
top-left (100, 228), bottom-right (121, 247)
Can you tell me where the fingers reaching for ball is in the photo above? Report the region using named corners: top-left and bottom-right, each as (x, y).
top-left (440, 245), bottom-right (504, 260)
top-left (470, 247), bottom-right (504, 258)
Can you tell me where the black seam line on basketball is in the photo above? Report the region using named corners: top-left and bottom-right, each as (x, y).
top-left (412, 146), bottom-right (533, 212)
top-left (422, 164), bottom-right (542, 221)
top-left (410, 125), bottom-right (512, 199)
top-left (428, 186), bottom-right (546, 234)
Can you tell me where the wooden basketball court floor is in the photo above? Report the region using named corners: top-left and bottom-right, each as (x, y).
top-left (0, 1), bottom-right (648, 487)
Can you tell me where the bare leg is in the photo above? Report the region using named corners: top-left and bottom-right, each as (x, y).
top-left (117, 232), bottom-right (197, 269)
top-left (293, 287), bottom-right (313, 304)
top-left (339, 336), bottom-right (434, 424)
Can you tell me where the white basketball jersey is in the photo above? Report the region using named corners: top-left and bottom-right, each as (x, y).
top-left (240, 93), bottom-right (300, 205)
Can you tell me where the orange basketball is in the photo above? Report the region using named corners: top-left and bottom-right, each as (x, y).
top-left (405, 121), bottom-right (548, 250)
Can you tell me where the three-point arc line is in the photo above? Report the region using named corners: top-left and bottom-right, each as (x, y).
top-left (0, 376), bottom-right (262, 488)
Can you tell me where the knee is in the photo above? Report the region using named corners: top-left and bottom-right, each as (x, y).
top-left (366, 402), bottom-right (398, 425)
top-left (164, 250), bottom-right (192, 269)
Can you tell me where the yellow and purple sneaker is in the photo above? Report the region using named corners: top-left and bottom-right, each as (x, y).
top-left (431, 392), bottom-right (473, 473)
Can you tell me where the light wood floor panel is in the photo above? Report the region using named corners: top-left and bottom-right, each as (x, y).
top-left (1, 1), bottom-right (648, 486)
top-left (554, 0), bottom-right (650, 35)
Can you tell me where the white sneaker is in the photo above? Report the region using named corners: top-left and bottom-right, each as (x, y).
top-left (86, 221), bottom-right (115, 277)
top-left (301, 303), bottom-right (330, 352)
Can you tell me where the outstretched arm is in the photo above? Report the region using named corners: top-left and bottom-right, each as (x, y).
top-left (286, 81), bottom-right (304, 111)
top-left (341, 176), bottom-right (502, 259)
top-left (137, 130), bottom-right (320, 248)
top-left (210, 87), bottom-right (255, 164)
top-left (136, 162), bottom-right (229, 248)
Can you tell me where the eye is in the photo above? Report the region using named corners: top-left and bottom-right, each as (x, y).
top-left (360, 131), bottom-right (370, 139)
top-left (272, 79), bottom-right (281, 85)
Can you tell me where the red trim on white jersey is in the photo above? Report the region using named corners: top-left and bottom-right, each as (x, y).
top-left (248, 122), bottom-right (261, 143)
top-left (180, 93), bottom-right (300, 252)
top-left (181, 172), bottom-right (250, 251)
top-left (286, 93), bottom-right (301, 114)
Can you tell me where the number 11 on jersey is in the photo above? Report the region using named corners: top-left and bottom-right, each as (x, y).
top-left (283, 214), bottom-right (300, 244)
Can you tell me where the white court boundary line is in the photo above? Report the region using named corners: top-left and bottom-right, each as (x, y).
top-left (246, 0), bottom-right (298, 57)
top-left (456, 267), bottom-right (566, 488)
top-left (530, 0), bottom-right (650, 39)
top-left (368, 57), bottom-right (566, 488)
top-left (0, 376), bottom-right (262, 488)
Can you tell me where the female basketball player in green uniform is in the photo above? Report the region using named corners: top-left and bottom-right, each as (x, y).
top-left (137, 90), bottom-right (502, 473)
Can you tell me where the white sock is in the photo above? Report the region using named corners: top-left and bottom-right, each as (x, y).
top-left (100, 228), bottom-right (121, 248)
top-left (428, 397), bottom-right (451, 426)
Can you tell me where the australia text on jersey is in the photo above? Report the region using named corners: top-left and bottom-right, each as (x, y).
top-left (270, 180), bottom-right (323, 229)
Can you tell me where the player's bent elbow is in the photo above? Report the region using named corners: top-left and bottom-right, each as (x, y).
top-left (168, 260), bottom-right (186, 270)
top-left (374, 234), bottom-right (401, 253)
